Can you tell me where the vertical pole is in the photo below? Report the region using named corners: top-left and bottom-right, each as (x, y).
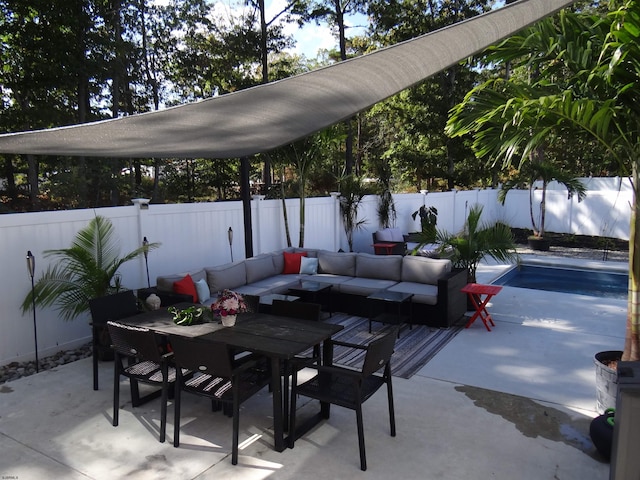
top-left (26, 251), bottom-right (39, 373)
top-left (142, 236), bottom-right (150, 288)
top-left (240, 157), bottom-right (254, 259)
top-left (330, 192), bottom-right (341, 251)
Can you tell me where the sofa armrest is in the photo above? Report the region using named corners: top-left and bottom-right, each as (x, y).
top-left (436, 268), bottom-right (468, 325)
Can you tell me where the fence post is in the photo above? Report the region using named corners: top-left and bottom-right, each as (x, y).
top-left (131, 198), bottom-right (150, 288)
top-left (330, 192), bottom-right (341, 251)
top-left (252, 195), bottom-right (266, 255)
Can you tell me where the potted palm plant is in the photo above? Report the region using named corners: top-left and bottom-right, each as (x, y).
top-left (498, 160), bottom-right (586, 251)
top-left (21, 215), bottom-right (160, 320)
top-left (436, 204), bottom-right (519, 284)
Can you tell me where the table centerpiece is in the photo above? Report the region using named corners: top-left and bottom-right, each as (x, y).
top-left (212, 289), bottom-right (248, 326)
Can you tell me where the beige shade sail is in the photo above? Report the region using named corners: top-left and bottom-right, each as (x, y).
top-left (0, 0), bottom-right (575, 159)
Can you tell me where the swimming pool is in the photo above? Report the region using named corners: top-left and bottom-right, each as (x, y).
top-left (491, 264), bottom-right (628, 299)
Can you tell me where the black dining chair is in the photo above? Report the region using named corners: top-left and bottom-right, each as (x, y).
top-left (89, 290), bottom-right (140, 390)
top-left (107, 320), bottom-right (176, 443)
top-left (169, 335), bottom-right (271, 465)
top-left (289, 328), bottom-right (398, 471)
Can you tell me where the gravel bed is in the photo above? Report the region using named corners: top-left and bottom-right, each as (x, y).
top-left (1, 342), bottom-right (91, 385)
top-left (0, 244), bottom-right (628, 385)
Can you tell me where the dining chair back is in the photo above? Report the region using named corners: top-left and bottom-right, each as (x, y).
top-left (107, 320), bottom-right (175, 443)
top-left (242, 294), bottom-right (260, 313)
top-left (169, 335), bottom-right (271, 465)
top-left (289, 328), bottom-right (398, 471)
top-left (89, 290), bottom-right (139, 390)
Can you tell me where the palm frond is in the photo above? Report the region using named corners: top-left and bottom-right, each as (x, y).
top-left (22, 216), bottom-right (161, 320)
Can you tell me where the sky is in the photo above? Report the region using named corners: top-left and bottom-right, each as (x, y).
top-left (164, 1), bottom-right (507, 59)
top-left (265, 0), bottom-right (367, 59)
top-left (268, 0), bottom-right (506, 59)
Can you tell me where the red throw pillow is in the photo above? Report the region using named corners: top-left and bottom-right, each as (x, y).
top-left (283, 251), bottom-right (307, 274)
top-left (173, 274), bottom-right (198, 303)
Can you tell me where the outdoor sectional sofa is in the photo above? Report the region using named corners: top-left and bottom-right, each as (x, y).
top-left (153, 248), bottom-right (468, 328)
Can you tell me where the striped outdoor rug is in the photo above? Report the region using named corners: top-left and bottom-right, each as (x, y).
top-left (321, 313), bottom-right (463, 379)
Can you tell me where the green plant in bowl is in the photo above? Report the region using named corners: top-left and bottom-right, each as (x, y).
top-left (169, 305), bottom-right (209, 326)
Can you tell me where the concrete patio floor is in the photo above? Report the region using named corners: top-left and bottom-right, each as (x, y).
top-left (0, 255), bottom-right (626, 479)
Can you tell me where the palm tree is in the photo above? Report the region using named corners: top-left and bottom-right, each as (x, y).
top-left (339, 174), bottom-right (368, 252)
top-left (436, 204), bottom-right (518, 283)
top-left (446, 2), bottom-right (640, 360)
top-left (498, 160), bottom-right (587, 243)
top-left (21, 216), bottom-right (160, 321)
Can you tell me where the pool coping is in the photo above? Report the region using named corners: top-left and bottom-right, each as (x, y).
top-left (517, 254), bottom-right (628, 273)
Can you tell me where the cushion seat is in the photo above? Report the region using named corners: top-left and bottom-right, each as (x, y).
top-left (386, 282), bottom-right (438, 305)
top-left (300, 273), bottom-right (352, 288)
top-left (339, 277), bottom-right (398, 296)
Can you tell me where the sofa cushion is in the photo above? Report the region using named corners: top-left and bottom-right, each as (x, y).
top-left (205, 261), bottom-right (247, 293)
top-left (387, 281), bottom-right (439, 305)
top-left (356, 253), bottom-right (402, 281)
top-left (376, 228), bottom-right (404, 242)
top-left (339, 277), bottom-right (398, 296)
top-left (318, 251), bottom-right (356, 276)
top-left (245, 254), bottom-right (277, 284)
top-left (401, 256), bottom-right (452, 285)
top-left (283, 251), bottom-right (307, 274)
top-left (173, 274), bottom-right (198, 303)
top-left (194, 278), bottom-right (211, 303)
top-left (157, 268), bottom-right (206, 293)
top-left (299, 256), bottom-right (318, 275)
top-left (306, 274), bottom-right (352, 290)
top-left (295, 247), bottom-right (318, 258)
top-left (272, 248), bottom-right (294, 273)
top-left (245, 274), bottom-right (300, 293)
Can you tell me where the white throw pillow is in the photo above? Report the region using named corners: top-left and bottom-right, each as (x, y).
top-left (299, 256), bottom-right (319, 275)
top-left (194, 278), bottom-right (211, 303)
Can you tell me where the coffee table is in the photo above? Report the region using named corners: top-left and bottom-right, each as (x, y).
top-left (288, 280), bottom-right (333, 316)
top-left (367, 290), bottom-right (413, 337)
top-left (258, 293), bottom-right (300, 313)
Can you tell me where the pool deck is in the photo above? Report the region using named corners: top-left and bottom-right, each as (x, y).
top-left (0, 250), bottom-right (628, 479)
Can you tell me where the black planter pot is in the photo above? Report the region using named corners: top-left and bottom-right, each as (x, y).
top-left (594, 350), bottom-right (623, 414)
top-left (527, 236), bottom-right (550, 251)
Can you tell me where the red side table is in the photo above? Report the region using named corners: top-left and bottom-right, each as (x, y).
top-left (461, 283), bottom-right (503, 331)
top-left (372, 242), bottom-right (397, 255)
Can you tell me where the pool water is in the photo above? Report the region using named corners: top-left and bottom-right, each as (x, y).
top-left (492, 264), bottom-right (628, 299)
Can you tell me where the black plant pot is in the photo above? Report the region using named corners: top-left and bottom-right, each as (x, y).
top-left (527, 236), bottom-right (550, 251)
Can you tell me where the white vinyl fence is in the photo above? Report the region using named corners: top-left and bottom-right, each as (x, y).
top-left (0, 180), bottom-right (632, 366)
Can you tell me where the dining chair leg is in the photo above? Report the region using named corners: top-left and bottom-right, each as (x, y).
top-left (231, 386), bottom-right (240, 465)
top-left (173, 375), bottom-right (182, 447)
top-left (112, 354), bottom-right (120, 427)
top-left (283, 361), bottom-right (290, 432)
top-left (159, 364), bottom-right (168, 443)
top-left (288, 369), bottom-right (298, 449)
top-left (387, 377), bottom-right (396, 437)
top-left (355, 405), bottom-right (367, 471)
top-left (92, 335), bottom-right (99, 390)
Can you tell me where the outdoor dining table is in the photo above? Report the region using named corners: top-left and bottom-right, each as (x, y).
top-left (123, 306), bottom-right (344, 452)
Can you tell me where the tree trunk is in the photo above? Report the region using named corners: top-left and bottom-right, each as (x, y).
top-left (4, 156), bottom-right (17, 201)
top-left (623, 164), bottom-right (640, 361)
top-left (26, 154), bottom-right (39, 210)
